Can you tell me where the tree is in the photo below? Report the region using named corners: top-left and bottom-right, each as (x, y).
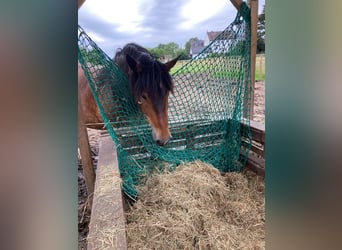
top-left (79, 48), bottom-right (104, 65)
top-left (148, 42), bottom-right (188, 59)
top-left (148, 47), bottom-right (164, 58)
top-left (177, 49), bottom-right (190, 60)
top-left (157, 42), bottom-right (179, 57)
top-left (257, 5), bottom-right (265, 53)
top-left (184, 37), bottom-right (200, 56)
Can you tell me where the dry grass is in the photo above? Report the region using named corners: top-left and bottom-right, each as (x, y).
top-left (126, 160), bottom-right (265, 249)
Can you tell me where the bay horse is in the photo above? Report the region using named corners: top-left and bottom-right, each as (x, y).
top-left (78, 43), bottom-right (179, 146)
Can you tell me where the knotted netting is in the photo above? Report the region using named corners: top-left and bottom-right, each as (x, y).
top-left (78, 2), bottom-right (252, 199)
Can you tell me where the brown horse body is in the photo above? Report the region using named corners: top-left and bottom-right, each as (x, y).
top-left (78, 43), bottom-right (179, 145)
top-left (78, 64), bottom-right (104, 130)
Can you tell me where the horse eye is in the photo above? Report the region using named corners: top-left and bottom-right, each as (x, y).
top-left (141, 94), bottom-right (147, 100)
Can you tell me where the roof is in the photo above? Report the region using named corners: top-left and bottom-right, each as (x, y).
top-left (207, 30), bottom-right (234, 41)
top-left (207, 31), bottom-right (222, 41)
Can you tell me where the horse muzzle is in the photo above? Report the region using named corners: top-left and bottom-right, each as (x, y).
top-left (152, 130), bottom-right (172, 146)
top-left (155, 136), bottom-right (172, 146)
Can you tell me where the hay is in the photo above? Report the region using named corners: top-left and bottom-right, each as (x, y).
top-left (126, 161), bottom-right (265, 249)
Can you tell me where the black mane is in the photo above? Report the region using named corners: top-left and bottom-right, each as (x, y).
top-left (114, 43), bottom-right (173, 104)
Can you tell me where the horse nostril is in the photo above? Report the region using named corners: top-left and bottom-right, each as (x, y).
top-left (156, 136), bottom-right (171, 146)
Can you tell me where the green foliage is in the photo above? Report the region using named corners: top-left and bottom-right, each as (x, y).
top-left (257, 5), bottom-right (265, 53)
top-left (255, 55), bottom-right (265, 81)
top-left (79, 48), bottom-right (105, 65)
top-left (177, 50), bottom-right (190, 60)
top-left (147, 38), bottom-right (203, 61)
top-left (255, 70), bottom-right (265, 81)
top-left (148, 42), bottom-right (189, 60)
top-left (159, 42), bottom-right (179, 56)
top-left (185, 37), bottom-right (200, 56)
top-left (148, 47), bottom-right (164, 58)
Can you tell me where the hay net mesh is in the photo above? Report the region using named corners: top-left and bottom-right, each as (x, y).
top-left (78, 3), bottom-right (252, 199)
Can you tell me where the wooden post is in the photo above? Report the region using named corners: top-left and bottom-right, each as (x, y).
top-left (78, 0), bottom-right (86, 9)
top-left (249, 0), bottom-right (258, 119)
top-left (78, 87), bottom-right (96, 207)
top-left (230, 0), bottom-right (243, 10)
top-left (78, 0), bottom-right (94, 207)
top-left (231, 0), bottom-right (258, 120)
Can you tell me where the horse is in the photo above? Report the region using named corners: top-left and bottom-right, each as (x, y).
top-left (78, 43), bottom-right (179, 146)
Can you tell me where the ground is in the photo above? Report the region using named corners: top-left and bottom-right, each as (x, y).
top-left (78, 80), bottom-right (265, 249)
top-left (253, 80), bottom-right (265, 123)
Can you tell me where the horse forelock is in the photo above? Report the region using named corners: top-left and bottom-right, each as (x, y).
top-left (137, 53), bottom-right (154, 68)
top-left (115, 43), bottom-right (174, 108)
top-left (133, 60), bottom-right (173, 101)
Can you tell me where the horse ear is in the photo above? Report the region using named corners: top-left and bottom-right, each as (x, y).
top-left (164, 55), bottom-right (180, 71)
top-left (126, 54), bottom-right (142, 73)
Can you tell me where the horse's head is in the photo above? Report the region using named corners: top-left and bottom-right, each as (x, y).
top-left (126, 53), bottom-right (179, 146)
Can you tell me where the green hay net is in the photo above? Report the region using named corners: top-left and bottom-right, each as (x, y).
top-left (78, 2), bottom-right (252, 199)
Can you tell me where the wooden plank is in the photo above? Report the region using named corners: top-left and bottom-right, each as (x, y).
top-left (107, 119), bottom-right (265, 174)
top-left (116, 119), bottom-right (265, 156)
top-left (118, 120), bottom-right (227, 148)
top-left (249, 0), bottom-right (259, 118)
top-left (242, 119), bottom-right (265, 144)
top-left (249, 119), bottom-right (265, 132)
top-left (78, 87), bottom-right (95, 207)
top-left (245, 152), bottom-right (265, 177)
top-left (123, 135), bottom-right (225, 156)
top-left (249, 127), bottom-right (265, 144)
top-left (115, 119), bottom-right (264, 146)
top-left (87, 134), bottom-right (127, 250)
top-left (247, 120), bottom-right (265, 156)
top-left (241, 139), bottom-right (264, 157)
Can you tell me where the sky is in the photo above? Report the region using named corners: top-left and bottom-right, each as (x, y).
top-left (78, 0), bottom-right (265, 57)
